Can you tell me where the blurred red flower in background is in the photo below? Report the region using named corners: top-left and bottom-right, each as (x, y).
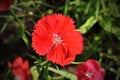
top-left (0, 0), bottom-right (13, 11)
top-left (8, 57), bottom-right (31, 80)
top-left (32, 14), bottom-right (84, 66)
top-left (76, 59), bottom-right (105, 80)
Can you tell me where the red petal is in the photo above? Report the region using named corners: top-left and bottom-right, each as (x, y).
top-left (63, 31), bottom-right (84, 55)
top-left (22, 60), bottom-right (29, 70)
top-left (37, 14), bottom-right (76, 34)
top-left (86, 59), bottom-right (101, 71)
top-left (55, 14), bottom-right (76, 34)
top-left (0, 0), bottom-right (13, 11)
top-left (40, 14), bottom-right (76, 34)
top-left (32, 33), bottom-right (53, 55)
top-left (92, 72), bottom-right (104, 80)
top-left (77, 63), bottom-right (89, 73)
top-left (32, 18), bottom-right (54, 55)
top-left (13, 57), bottom-right (23, 67)
top-left (44, 14), bottom-right (58, 33)
top-left (100, 68), bottom-right (105, 78)
top-left (11, 65), bottom-right (24, 78)
top-left (47, 44), bottom-right (75, 66)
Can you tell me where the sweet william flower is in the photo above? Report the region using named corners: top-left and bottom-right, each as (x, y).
top-left (0, 0), bottom-right (13, 11)
top-left (76, 59), bottom-right (105, 80)
top-left (8, 57), bottom-right (31, 80)
top-left (32, 14), bottom-right (84, 66)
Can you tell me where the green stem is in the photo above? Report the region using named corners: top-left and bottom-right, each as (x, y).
top-left (44, 62), bottom-right (50, 80)
top-left (71, 61), bottom-right (84, 64)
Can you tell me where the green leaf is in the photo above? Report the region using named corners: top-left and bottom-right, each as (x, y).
top-left (112, 27), bottom-right (120, 40)
top-left (48, 67), bottom-right (77, 80)
top-left (98, 16), bottom-right (112, 32)
top-left (0, 23), bottom-right (7, 33)
top-left (64, 0), bottom-right (70, 15)
top-left (0, 19), bottom-right (10, 33)
top-left (95, 0), bottom-right (100, 19)
top-left (30, 66), bottom-right (39, 80)
top-left (116, 66), bottom-right (120, 80)
top-left (97, 16), bottom-right (120, 40)
top-left (78, 16), bottom-right (97, 34)
top-left (43, 63), bottom-right (49, 80)
top-left (22, 33), bottom-right (29, 46)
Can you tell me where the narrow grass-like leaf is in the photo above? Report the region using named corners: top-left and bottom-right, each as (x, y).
top-left (116, 66), bottom-right (120, 80)
top-left (44, 62), bottom-right (51, 80)
top-left (95, 0), bottom-right (100, 19)
top-left (85, 0), bottom-right (92, 14)
top-left (64, 0), bottom-right (69, 15)
top-left (22, 34), bottom-right (29, 46)
top-left (0, 20), bottom-right (9, 33)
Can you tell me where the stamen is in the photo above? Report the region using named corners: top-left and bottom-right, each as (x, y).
top-left (86, 72), bottom-right (93, 77)
top-left (52, 33), bottom-right (62, 44)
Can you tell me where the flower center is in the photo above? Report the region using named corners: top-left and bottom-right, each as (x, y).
top-left (55, 36), bottom-right (62, 43)
top-left (15, 75), bottom-right (22, 80)
top-left (86, 72), bottom-right (93, 77)
top-left (52, 34), bottom-right (62, 44)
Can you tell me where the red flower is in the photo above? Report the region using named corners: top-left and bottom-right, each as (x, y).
top-left (0, 0), bottom-right (13, 11)
top-left (8, 57), bottom-right (31, 80)
top-left (32, 14), bottom-right (84, 66)
top-left (76, 59), bottom-right (105, 80)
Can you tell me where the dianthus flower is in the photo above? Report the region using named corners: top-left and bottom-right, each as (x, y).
top-left (32, 14), bottom-right (84, 66)
top-left (0, 0), bottom-right (13, 11)
top-left (76, 59), bottom-right (105, 80)
top-left (8, 57), bottom-right (31, 80)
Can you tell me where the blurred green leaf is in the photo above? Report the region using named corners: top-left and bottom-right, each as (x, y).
top-left (98, 16), bottom-right (112, 32)
top-left (43, 63), bottom-right (50, 80)
top-left (95, 0), bottom-right (100, 19)
top-left (64, 0), bottom-right (69, 15)
top-left (30, 66), bottom-right (39, 80)
top-left (116, 67), bottom-right (120, 80)
top-left (78, 16), bottom-right (97, 34)
top-left (112, 27), bottom-right (120, 40)
top-left (85, 0), bottom-right (92, 14)
top-left (98, 14), bottom-right (120, 40)
top-left (49, 67), bottom-right (77, 80)
top-left (0, 20), bottom-right (8, 33)
top-left (22, 34), bottom-right (29, 46)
